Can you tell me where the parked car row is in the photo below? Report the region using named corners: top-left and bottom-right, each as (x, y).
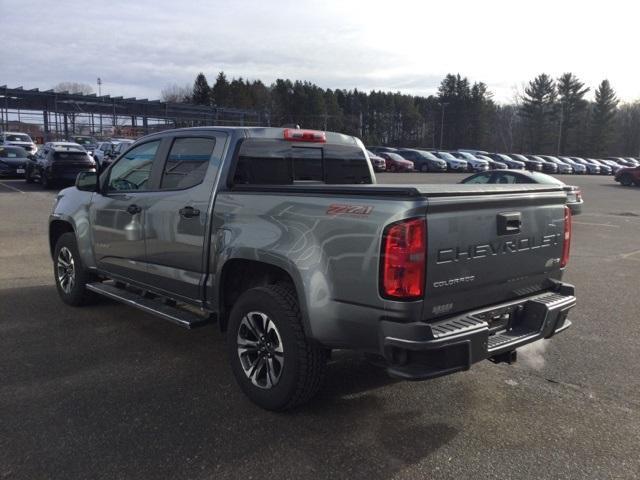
top-left (0, 131), bottom-right (140, 189)
top-left (366, 145), bottom-right (640, 175)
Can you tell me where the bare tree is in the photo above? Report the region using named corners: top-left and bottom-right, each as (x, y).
top-left (160, 83), bottom-right (192, 103)
top-left (53, 82), bottom-right (94, 95)
top-left (51, 83), bottom-right (95, 135)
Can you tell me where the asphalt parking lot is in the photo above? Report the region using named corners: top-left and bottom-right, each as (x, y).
top-left (1, 173), bottom-right (639, 480)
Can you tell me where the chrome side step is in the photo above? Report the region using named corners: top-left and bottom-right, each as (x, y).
top-left (86, 282), bottom-right (211, 329)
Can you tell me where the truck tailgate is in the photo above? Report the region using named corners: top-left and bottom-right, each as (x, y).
top-left (422, 188), bottom-right (568, 320)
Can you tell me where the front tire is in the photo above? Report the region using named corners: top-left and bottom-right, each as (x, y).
top-left (41, 171), bottom-right (52, 189)
top-left (226, 284), bottom-right (328, 411)
top-left (25, 166), bottom-right (34, 183)
top-left (53, 232), bottom-right (97, 306)
top-left (620, 174), bottom-right (634, 186)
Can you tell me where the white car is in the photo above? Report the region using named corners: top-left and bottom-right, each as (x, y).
top-left (93, 141), bottom-right (118, 166)
top-left (0, 132), bottom-right (38, 156)
top-left (111, 139), bottom-right (135, 158)
top-left (433, 151), bottom-right (468, 171)
top-left (453, 151), bottom-right (490, 172)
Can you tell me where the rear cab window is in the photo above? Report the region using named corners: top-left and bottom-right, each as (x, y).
top-left (231, 139), bottom-right (372, 186)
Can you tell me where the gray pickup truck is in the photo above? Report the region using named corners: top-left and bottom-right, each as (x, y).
top-left (49, 127), bottom-right (576, 410)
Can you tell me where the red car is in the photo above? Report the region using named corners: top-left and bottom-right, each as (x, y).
top-left (614, 165), bottom-right (640, 186)
top-left (379, 152), bottom-right (414, 172)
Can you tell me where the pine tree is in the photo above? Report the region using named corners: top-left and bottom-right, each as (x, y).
top-left (212, 72), bottom-right (230, 107)
top-left (437, 74), bottom-right (472, 149)
top-left (615, 103), bottom-right (640, 156)
top-left (469, 82), bottom-right (494, 149)
top-left (191, 73), bottom-right (211, 106)
top-left (591, 80), bottom-right (618, 155)
top-left (521, 74), bottom-right (557, 152)
top-left (556, 73), bottom-right (589, 154)
top-left (249, 80), bottom-right (270, 112)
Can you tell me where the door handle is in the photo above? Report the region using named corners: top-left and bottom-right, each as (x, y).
top-left (179, 206), bottom-right (200, 218)
top-left (126, 204), bottom-right (142, 215)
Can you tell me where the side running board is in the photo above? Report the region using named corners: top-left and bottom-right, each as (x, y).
top-left (86, 282), bottom-right (212, 329)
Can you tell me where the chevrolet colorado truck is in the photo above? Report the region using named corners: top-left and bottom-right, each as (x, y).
top-left (49, 127), bottom-right (576, 410)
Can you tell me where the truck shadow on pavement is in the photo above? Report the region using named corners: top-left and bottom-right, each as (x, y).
top-left (0, 285), bottom-right (460, 480)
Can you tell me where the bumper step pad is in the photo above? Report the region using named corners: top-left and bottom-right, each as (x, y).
top-left (382, 286), bottom-right (576, 380)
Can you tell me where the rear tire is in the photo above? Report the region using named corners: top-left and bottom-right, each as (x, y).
top-left (226, 284), bottom-right (328, 411)
top-left (420, 164), bottom-right (429, 173)
top-left (53, 232), bottom-right (98, 306)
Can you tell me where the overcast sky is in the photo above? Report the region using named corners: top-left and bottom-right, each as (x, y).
top-left (2, 0), bottom-right (639, 103)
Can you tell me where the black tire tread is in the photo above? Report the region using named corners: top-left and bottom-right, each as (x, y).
top-left (54, 232), bottom-right (98, 306)
top-left (620, 173), bottom-right (633, 186)
top-left (260, 283), bottom-right (328, 410)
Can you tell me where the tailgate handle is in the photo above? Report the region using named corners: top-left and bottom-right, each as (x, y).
top-left (497, 212), bottom-right (521, 235)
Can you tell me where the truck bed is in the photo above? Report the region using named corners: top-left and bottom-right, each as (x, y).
top-left (229, 183), bottom-right (564, 198)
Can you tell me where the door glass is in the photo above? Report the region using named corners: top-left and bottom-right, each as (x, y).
top-left (497, 173), bottom-right (518, 184)
top-left (160, 137), bottom-right (215, 190)
top-left (107, 140), bottom-right (159, 192)
top-left (463, 173), bottom-right (491, 184)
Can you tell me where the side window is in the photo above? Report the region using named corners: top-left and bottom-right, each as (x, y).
top-left (496, 173), bottom-right (518, 184)
top-left (464, 173), bottom-right (491, 184)
top-left (515, 175), bottom-right (533, 184)
top-left (107, 140), bottom-right (159, 192)
top-left (160, 137), bottom-right (215, 190)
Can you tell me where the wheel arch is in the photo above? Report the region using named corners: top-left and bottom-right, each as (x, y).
top-left (216, 257), bottom-right (311, 337)
top-left (49, 219), bottom-right (75, 259)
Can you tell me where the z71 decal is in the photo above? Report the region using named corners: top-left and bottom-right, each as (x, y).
top-left (326, 204), bottom-right (374, 215)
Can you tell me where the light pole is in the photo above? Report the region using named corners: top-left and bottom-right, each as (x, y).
top-left (557, 101), bottom-right (564, 155)
top-left (439, 102), bottom-right (448, 149)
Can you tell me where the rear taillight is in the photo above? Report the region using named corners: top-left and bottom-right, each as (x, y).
top-left (283, 128), bottom-right (326, 143)
top-left (381, 218), bottom-right (426, 300)
top-left (561, 206), bottom-right (572, 268)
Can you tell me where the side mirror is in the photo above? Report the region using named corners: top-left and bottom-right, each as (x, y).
top-left (75, 171), bottom-right (99, 192)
